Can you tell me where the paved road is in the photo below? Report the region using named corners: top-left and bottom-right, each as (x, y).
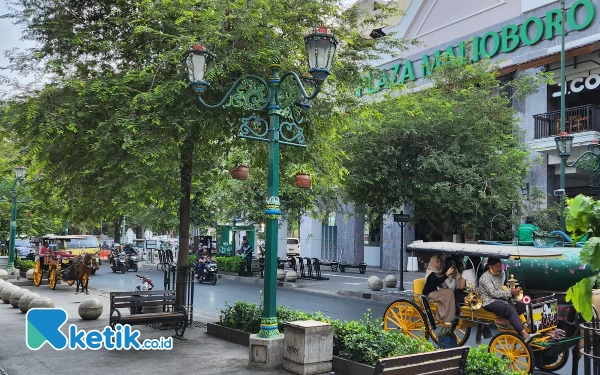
top-left (89, 266), bottom-right (389, 322)
top-left (86, 265), bottom-right (578, 375)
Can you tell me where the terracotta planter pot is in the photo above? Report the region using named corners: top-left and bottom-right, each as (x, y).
top-left (230, 166), bottom-right (249, 180)
top-left (295, 173), bottom-right (312, 188)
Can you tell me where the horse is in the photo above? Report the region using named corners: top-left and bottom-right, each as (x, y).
top-left (74, 253), bottom-right (93, 294)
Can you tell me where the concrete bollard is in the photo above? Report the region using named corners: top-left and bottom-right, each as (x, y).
top-left (277, 269), bottom-right (286, 281)
top-left (383, 275), bottom-right (397, 288)
top-left (285, 270), bottom-right (298, 283)
top-left (29, 296), bottom-right (54, 309)
top-left (367, 276), bottom-right (383, 291)
top-left (0, 269), bottom-right (8, 281)
top-left (19, 292), bottom-right (39, 313)
top-left (78, 298), bottom-right (103, 320)
top-left (9, 288), bottom-right (30, 308)
top-left (1, 284), bottom-right (19, 303)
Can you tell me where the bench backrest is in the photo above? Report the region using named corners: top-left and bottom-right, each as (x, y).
top-left (413, 277), bottom-right (426, 295)
top-left (373, 347), bottom-right (469, 375)
top-left (110, 290), bottom-right (176, 309)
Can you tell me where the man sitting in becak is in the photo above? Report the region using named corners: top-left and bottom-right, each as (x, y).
top-left (478, 257), bottom-right (540, 344)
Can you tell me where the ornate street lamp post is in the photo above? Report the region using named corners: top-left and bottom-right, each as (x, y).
top-left (554, 133), bottom-right (600, 191)
top-left (184, 27), bottom-right (337, 338)
top-left (558, 0), bottom-right (567, 231)
top-left (6, 166), bottom-right (27, 270)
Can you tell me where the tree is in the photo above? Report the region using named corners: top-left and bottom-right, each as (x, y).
top-left (2, 0), bottom-right (415, 305)
top-left (341, 56), bottom-right (551, 241)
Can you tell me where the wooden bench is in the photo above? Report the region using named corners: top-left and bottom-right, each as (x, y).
top-left (373, 346), bottom-right (470, 375)
top-left (109, 290), bottom-right (187, 339)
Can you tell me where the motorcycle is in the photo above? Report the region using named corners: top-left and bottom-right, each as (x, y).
top-left (130, 274), bottom-right (155, 314)
top-left (109, 250), bottom-right (126, 273)
top-left (123, 249), bottom-right (139, 272)
top-left (195, 259), bottom-right (218, 285)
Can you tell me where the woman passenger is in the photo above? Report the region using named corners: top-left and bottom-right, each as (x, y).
top-left (423, 254), bottom-right (457, 325)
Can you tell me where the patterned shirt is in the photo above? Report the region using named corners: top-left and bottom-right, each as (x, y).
top-left (478, 270), bottom-right (511, 307)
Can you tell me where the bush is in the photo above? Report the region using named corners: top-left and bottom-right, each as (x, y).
top-left (219, 301), bottom-right (262, 333)
top-left (214, 256), bottom-right (245, 273)
top-left (218, 302), bottom-right (512, 374)
top-left (464, 345), bottom-right (513, 375)
top-left (19, 260), bottom-right (35, 272)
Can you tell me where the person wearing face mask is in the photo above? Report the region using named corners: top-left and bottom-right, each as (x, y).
top-left (423, 254), bottom-right (457, 325)
top-left (478, 257), bottom-right (540, 344)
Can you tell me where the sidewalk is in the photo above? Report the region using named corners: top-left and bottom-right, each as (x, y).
top-left (0, 277), bottom-right (290, 375)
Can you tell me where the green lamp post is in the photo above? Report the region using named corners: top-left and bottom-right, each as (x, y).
top-left (6, 166), bottom-right (27, 270)
top-left (184, 26), bottom-right (337, 338)
top-left (555, 134), bottom-right (600, 189)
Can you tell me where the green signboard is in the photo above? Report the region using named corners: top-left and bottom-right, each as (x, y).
top-left (358, 0), bottom-right (595, 97)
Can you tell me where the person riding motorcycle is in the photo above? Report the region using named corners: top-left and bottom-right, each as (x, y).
top-left (195, 252), bottom-right (209, 280)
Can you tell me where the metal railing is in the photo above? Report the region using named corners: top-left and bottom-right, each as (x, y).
top-left (581, 318), bottom-right (600, 375)
top-left (163, 265), bottom-right (195, 324)
top-left (533, 104), bottom-right (600, 139)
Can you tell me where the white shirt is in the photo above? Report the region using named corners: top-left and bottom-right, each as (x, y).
top-left (462, 269), bottom-right (478, 288)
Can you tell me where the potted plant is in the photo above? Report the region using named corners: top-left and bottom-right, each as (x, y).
top-left (287, 163), bottom-right (313, 189)
top-left (228, 148), bottom-right (251, 180)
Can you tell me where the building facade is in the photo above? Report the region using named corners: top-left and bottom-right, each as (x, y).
top-left (299, 0), bottom-right (600, 270)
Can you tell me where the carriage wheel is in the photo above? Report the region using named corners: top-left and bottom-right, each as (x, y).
top-left (49, 269), bottom-right (58, 290)
top-left (429, 323), bottom-right (471, 347)
top-left (536, 349), bottom-right (569, 372)
top-left (488, 332), bottom-right (533, 374)
top-left (383, 299), bottom-right (429, 340)
top-left (33, 260), bottom-right (42, 287)
top-left (82, 273), bottom-right (89, 288)
top-left (67, 279), bottom-right (75, 286)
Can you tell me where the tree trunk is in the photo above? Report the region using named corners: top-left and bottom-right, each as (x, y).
top-left (175, 136), bottom-right (193, 307)
top-left (113, 216), bottom-right (122, 244)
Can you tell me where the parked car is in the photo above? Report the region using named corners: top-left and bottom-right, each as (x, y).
top-left (14, 239), bottom-right (36, 257)
top-left (286, 238), bottom-right (300, 257)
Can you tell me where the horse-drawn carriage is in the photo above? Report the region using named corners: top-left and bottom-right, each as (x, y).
top-left (32, 235), bottom-right (95, 292)
top-left (383, 242), bottom-right (589, 374)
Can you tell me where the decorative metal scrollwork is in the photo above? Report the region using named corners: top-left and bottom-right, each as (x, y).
top-left (223, 78), bottom-right (268, 111)
top-left (280, 122), bottom-right (305, 146)
top-left (239, 116), bottom-right (269, 140)
top-left (575, 153), bottom-right (600, 172)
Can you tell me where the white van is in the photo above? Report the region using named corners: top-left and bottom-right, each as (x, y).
top-left (286, 238), bottom-right (300, 257)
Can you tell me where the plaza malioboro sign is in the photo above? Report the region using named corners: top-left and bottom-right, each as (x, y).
top-left (358, 0), bottom-right (596, 97)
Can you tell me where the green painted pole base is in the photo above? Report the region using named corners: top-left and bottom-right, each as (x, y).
top-left (257, 317), bottom-right (281, 338)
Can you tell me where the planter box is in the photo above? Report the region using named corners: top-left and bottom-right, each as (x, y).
top-left (332, 356), bottom-right (374, 375)
top-left (206, 322), bottom-right (251, 347)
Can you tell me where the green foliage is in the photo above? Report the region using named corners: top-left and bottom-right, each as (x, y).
top-left (227, 148), bottom-right (251, 168)
top-left (564, 194), bottom-right (600, 321)
top-left (214, 256), bottom-right (245, 273)
top-left (341, 56), bottom-right (546, 241)
top-left (464, 345), bottom-right (512, 375)
top-left (219, 301), bottom-right (262, 333)
top-left (19, 260), bottom-right (35, 272)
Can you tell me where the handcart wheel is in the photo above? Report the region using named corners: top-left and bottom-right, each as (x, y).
top-left (49, 269), bottom-right (57, 290)
top-left (488, 332), bottom-right (533, 374)
top-left (33, 260), bottom-right (42, 287)
top-left (430, 322), bottom-right (471, 347)
top-left (383, 299), bottom-right (429, 340)
top-left (536, 349), bottom-right (569, 372)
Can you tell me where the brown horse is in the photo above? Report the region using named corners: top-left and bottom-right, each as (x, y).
top-left (74, 253), bottom-right (93, 294)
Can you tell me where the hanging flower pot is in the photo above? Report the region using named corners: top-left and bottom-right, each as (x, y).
top-left (230, 166), bottom-right (249, 180)
top-left (295, 173), bottom-right (312, 189)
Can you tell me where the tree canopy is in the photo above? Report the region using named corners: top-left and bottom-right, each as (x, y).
top-left (341, 56), bottom-right (551, 240)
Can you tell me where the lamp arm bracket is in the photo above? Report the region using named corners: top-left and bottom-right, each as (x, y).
top-left (197, 75), bottom-right (270, 111)
top-left (279, 71), bottom-right (321, 101)
top-left (565, 152), bottom-right (600, 172)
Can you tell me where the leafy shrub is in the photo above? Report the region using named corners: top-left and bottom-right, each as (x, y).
top-left (219, 301), bottom-right (262, 333)
top-left (214, 256), bottom-right (245, 273)
top-left (464, 345), bottom-right (513, 375)
top-left (19, 260), bottom-right (35, 272)
top-left (189, 254), bottom-right (196, 264)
